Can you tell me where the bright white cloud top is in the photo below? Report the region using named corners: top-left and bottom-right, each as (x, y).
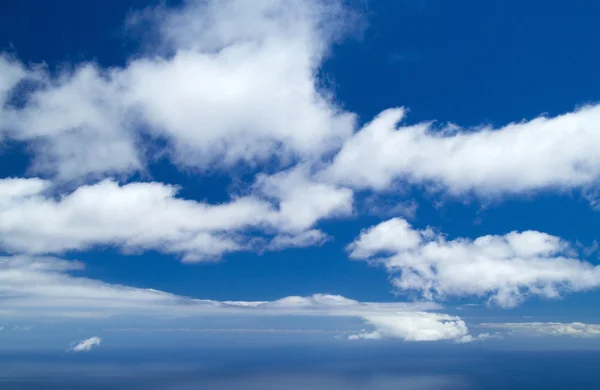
top-left (0, 176), bottom-right (351, 261)
top-left (0, 0), bottom-right (356, 181)
top-left (348, 218), bottom-right (600, 307)
top-left (325, 105), bottom-right (600, 200)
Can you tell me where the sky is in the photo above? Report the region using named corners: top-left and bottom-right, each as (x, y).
top-left (1, 0), bottom-right (600, 358)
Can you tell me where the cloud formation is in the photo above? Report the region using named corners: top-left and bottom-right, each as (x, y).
top-left (349, 312), bottom-right (470, 342)
top-left (70, 336), bottom-right (102, 352)
top-left (0, 0), bottom-right (356, 181)
top-left (348, 218), bottom-right (600, 307)
top-left (0, 176), bottom-right (351, 261)
top-left (1, 0), bottom-right (599, 346)
top-left (325, 105), bottom-right (600, 200)
top-left (0, 255), bottom-right (467, 342)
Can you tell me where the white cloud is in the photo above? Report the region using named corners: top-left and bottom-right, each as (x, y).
top-left (255, 166), bottom-right (354, 232)
top-left (348, 312), bottom-right (471, 342)
top-left (0, 255), bottom-right (468, 342)
top-left (0, 0), bottom-right (356, 181)
top-left (0, 178), bottom-right (269, 260)
top-left (348, 218), bottom-right (600, 307)
top-left (0, 62), bottom-right (141, 181)
top-left (325, 105), bottom-right (600, 200)
top-left (70, 336), bottom-right (101, 352)
top-left (480, 322), bottom-right (600, 337)
top-left (0, 177), bottom-right (350, 261)
top-left (0, 177), bottom-right (50, 203)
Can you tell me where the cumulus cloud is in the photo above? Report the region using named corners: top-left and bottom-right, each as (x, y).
top-left (0, 0), bottom-right (356, 181)
top-left (0, 177), bottom-right (351, 261)
top-left (325, 105), bottom-right (600, 201)
top-left (348, 312), bottom-right (471, 342)
top-left (0, 255), bottom-right (468, 342)
top-left (480, 322), bottom-right (600, 337)
top-left (70, 336), bottom-right (101, 352)
top-left (2, 0), bottom-right (600, 211)
top-left (256, 167), bottom-right (354, 233)
top-left (348, 218), bottom-right (600, 307)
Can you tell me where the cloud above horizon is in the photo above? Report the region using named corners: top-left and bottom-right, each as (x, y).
top-left (480, 322), bottom-right (600, 338)
top-left (325, 105), bottom-right (600, 203)
top-left (348, 218), bottom-right (600, 307)
top-left (0, 255), bottom-right (470, 342)
top-left (0, 174), bottom-right (352, 261)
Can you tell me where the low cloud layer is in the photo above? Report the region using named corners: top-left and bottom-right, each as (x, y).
top-left (480, 322), bottom-right (600, 337)
top-left (0, 256), bottom-right (465, 342)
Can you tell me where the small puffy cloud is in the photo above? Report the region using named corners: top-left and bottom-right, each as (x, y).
top-left (70, 336), bottom-right (101, 353)
top-left (348, 218), bottom-right (600, 307)
top-left (324, 105), bottom-right (600, 202)
top-left (479, 322), bottom-right (600, 337)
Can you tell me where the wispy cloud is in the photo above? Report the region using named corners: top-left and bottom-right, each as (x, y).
top-left (0, 256), bottom-right (471, 342)
top-left (12, 325), bottom-right (35, 332)
top-left (480, 322), bottom-right (600, 337)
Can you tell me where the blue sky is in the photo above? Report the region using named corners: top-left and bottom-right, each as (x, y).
top-left (1, 0), bottom-right (600, 353)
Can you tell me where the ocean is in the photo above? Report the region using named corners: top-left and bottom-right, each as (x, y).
top-left (1, 345), bottom-right (598, 389)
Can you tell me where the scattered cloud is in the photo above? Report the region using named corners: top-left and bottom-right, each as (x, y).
top-left (348, 218), bottom-right (600, 307)
top-left (69, 336), bottom-right (101, 352)
top-left (1, 0), bottom-right (599, 349)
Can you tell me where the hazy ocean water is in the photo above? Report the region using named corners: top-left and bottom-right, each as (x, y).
top-left (1, 346), bottom-right (599, 389)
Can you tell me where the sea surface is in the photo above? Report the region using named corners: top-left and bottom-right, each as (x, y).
top-left (1, 345), bottom-right (598, 389)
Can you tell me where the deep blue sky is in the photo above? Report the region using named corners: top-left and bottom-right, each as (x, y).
top-left (1, 0), bottom-right (600, 361)
top-left (2, 0), bottom-right (599, 302)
